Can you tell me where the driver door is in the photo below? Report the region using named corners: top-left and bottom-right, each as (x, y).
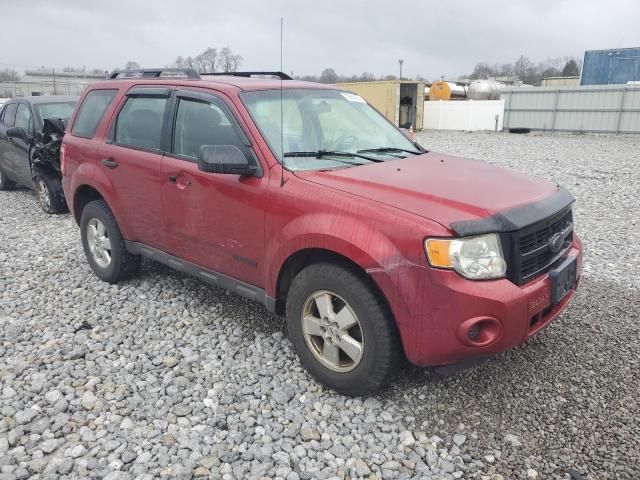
top-left (161, 90), bottom-right (268, 287)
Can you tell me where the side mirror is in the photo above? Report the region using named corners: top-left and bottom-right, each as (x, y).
top-left (197, 145), bottom-right (257, 176)
top-left (7, 126), bottom-right (27, 140)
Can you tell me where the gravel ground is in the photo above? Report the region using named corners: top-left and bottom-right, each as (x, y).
top-left (0, 130), bottom-right (638, 480)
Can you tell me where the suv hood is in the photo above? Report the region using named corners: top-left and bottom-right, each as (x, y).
top-left (296, 152), bottom-right (559, 233)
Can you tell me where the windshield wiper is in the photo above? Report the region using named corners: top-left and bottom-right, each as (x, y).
top-left (283, 150), bottom-right (383, 163)
top-left (357, 147), bottom-right (422, 156)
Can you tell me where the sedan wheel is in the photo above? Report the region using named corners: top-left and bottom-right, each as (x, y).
top-left (36, 178), bottom-right (51, 212)
top-left (301, 290), bottom-right (364, 373)
top-left (86, 218), bottom-right (112, 268)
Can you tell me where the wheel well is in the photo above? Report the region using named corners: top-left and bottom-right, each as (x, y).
top-left (73, 185), bottom-right (103, 224)
top-left (275, 248), bottom-right (391, 317)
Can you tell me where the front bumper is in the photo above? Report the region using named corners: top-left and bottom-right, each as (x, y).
top-left (375, 238), bottom-right (583, 367)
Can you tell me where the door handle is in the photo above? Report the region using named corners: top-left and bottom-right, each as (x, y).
top-left (101, 158), bottom-right (118, 169)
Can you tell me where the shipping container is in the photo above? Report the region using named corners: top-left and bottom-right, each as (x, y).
top-left (541, 76), bottom-right (580, 87)
top-left (581, 47), bottom-right (640, 85)
top-left (333, 80), bottom-right (425, 130)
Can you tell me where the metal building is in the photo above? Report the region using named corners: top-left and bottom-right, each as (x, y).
top-left (581, 47), bottom-right (640, 85)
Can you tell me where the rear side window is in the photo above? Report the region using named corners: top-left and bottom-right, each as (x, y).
top-left (173, 98), bottom-right (244, 158)
top-left (1, 103), bottom-right (17, 127)
top-left (114, 96), bottom-right (167, 151)
top-left (72, 90), bottom-right (117, 138)
top-left (15, 104), bottom-right (33, 135)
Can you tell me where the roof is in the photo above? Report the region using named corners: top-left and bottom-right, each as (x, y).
top-left (85, 76), bottom-right (339, 94)
top-left (8, 95), bottom-right (79, 105)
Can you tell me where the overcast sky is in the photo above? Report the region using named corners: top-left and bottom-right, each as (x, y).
top-left (2, 0), bottom-right (639, 79)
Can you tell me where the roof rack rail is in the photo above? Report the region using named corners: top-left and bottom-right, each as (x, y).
top-left (200, 71), bottom-right (292, 80)
top-left (107, 68), bottom-right (200, 80)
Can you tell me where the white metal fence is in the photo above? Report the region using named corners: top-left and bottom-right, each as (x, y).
top-left (423, 100), bottom-right (504, 131)
top-left (502, 84), bottom-right (640, 134)
top-left (0, 80), bottom-right (91, 98)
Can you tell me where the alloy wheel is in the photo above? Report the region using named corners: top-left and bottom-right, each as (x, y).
top-left (36, 179), bottom-right (51, 212)
top-left (301, 290), bottom-right (364, 373)
top-left (86, 218), bottom-right (112, 268)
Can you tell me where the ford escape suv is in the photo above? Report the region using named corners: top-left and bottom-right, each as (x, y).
top-left (62, 69), bottom-right (582, 395)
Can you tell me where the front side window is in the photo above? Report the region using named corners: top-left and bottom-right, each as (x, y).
top-left (173, 97), bottom-right (244, 158)
top-left (14, 103), bottom-right (33, 135)
top-left (114, 96), bottom-right (167, 151)
top-left (241, 89), bottom-right (418, 171)
top-left (1, 103), bottom-right (17, 127)
top-left (72, 90), bottom-right (117, 138)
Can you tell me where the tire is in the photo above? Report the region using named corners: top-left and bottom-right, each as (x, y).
top-left (35, 173), bottom-right (68, 214)
top-left (80, 199), bottom-right (141, 283)
top-left (0, 167), bottom-right (15, 191)
top-left (286, 262), bottom-right (404, 396)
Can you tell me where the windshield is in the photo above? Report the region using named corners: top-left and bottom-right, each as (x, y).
top-left (241, 89), bottom-right (418, 171)
top-left (36, 101), bottom-right (77, 123)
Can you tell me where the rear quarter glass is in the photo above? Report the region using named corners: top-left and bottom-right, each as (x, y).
top-left (71, 90), bottom-right (118, 138)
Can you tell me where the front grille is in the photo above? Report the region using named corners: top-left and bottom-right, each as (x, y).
top-left (505, 208), bottom-right (573, 285)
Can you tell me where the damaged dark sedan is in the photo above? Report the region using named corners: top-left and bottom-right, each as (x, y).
top-left (0, 95), bottom-right (78, 213)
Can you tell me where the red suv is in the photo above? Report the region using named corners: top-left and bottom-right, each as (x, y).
top-left (62, 69), bottom-right (582, 395)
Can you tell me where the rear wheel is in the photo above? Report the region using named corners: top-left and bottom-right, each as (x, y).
top-left (35, 174), bottom-right (68, 214)
top-left (80, 200), bottom-right (140, 283)
top-left (286, 262), bottom-right (404, 396)
top-left (0, 168), bottom-right (15, 191)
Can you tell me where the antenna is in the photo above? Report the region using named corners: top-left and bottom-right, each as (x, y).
top-left (280, 17), bottom-right (286, 187)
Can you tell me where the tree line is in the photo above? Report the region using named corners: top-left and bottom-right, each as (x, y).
top-left (0, 52), bottom-right (582, 87)
top-left (467, 56), bottom-right (582, 85)
top-left (294, 69), bottom-right (410, 84)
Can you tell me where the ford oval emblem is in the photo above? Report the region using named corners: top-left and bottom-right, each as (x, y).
top-left (548, 233), bottom-right (564, 253)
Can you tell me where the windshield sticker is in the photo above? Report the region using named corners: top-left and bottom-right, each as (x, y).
top-left (341, 92), bottom-right (366, 103)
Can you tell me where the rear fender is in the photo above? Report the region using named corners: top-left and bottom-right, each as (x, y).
top-left (70, 163), bottom-right (130, 238)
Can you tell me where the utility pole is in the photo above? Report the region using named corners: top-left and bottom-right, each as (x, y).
top-left (398, 59), bottom-right (404, 80)
top-left (52, 68), bottom-right (57, 94)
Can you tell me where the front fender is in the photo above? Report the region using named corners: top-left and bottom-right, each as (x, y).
top-left (265, 211), bottom-right (412, 312)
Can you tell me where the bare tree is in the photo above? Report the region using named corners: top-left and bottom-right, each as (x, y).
top-left (469, 62), bottom-right (496, 80)
top-left (0, 69), bottom-right (20, 81)
top-left (125, 61), bottom-right (140, 70)
top-left (196, 48), bottom-right (218, 72)
top-left (218, 47), bottom-right (243, 73)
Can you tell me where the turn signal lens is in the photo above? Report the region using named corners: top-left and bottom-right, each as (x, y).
top-left (425, 239), bottom-right (453, 268)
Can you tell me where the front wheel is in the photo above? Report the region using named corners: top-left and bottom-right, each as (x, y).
top-left (35, 174), bottom-right (68, 214)
top-left (286, 263), bottom-right (404, 396)
top-left (80, 200), bottom-right (140, 283)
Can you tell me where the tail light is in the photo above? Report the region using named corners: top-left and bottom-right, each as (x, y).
top-left (60, 144), bottom-right (67, 176)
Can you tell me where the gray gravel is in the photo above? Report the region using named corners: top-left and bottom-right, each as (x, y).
top-left (0, 130), bottom-right (639, 480)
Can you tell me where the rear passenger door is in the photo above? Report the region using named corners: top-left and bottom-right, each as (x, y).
top-left (160, 89), bottom-right (268, 287)
top-left (98, 86), bottom-right (171, 248)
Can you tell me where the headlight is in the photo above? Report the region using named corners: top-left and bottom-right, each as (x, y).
top-left (425, 234), bottom-right (507, 280)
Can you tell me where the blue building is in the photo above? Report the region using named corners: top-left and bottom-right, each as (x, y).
top-left (581, 47), bottom-right (640, 85)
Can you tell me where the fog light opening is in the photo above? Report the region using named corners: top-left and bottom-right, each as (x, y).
top-left (457, 316), bottom-right (502, 347)
top-left (467, 323), bottom-right (481, 341)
